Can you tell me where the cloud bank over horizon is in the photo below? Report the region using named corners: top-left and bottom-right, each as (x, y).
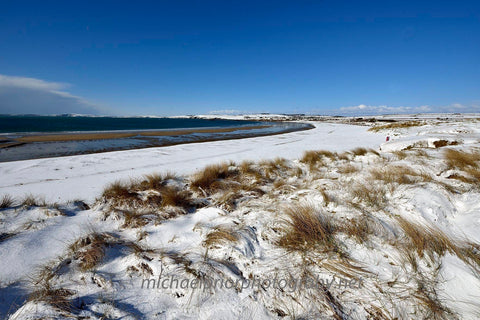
top-left (0, 74), bottom-right (107, 115)
top-left (336, 103), bottom-right (480, 116)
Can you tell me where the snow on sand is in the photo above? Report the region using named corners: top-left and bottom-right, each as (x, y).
top-left (0, 123), bottom-right (382, 203)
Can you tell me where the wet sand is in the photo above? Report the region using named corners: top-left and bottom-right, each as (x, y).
top-left (0, 142), bottom-right (25, 149)
top-left (13, 125), bottom-right (271, 143)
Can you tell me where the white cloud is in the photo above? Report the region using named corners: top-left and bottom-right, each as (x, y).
top-left (0, 74), bottom-right (67, 91)
top-left (0, 74), bottom-right (107, 115)
top-left (337, 103), bottom-right (480, 116)
top-left (441, 103), bottom-right (480, 113)
top-left (339, 104), bottom-right (432, 115)
top-left (208, 109), bottom-right (243, 115)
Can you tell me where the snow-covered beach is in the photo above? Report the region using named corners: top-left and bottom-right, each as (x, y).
top-left (0, 122), bottom-right (381, 203)
top-left (1, 115), bottom-right (480, 319)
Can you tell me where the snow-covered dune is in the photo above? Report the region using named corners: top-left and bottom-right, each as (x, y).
top-left (2, 116), bottom-right (480, 319)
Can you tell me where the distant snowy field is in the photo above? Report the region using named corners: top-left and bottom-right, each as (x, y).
top-left (0, 122), bottom-right (382, 203)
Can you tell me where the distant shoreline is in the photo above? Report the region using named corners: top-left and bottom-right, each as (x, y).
top-left (0, 122), bottom-right (314, 162)
top-left (13, 125), bottom-right (272, 143)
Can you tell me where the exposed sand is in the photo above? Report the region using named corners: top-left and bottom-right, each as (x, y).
top-left (0, 142), bottom-right (25, 149)
top-left (14, 125), bottom-right (272, 143)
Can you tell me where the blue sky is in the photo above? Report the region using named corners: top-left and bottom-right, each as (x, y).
top-left (0, 0), bottom-right (479, 116)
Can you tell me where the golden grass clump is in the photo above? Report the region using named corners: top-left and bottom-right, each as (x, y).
top-left (277, 203), bottom-right (338, 252)
top-left (340, 215), bottom-right (374, 244)
top-left (446, 173), bottom-right (474, 184)
top-left (464, 167), bottom-right (480, 186)
top-left (433, 139), bottom-right (459, 148)
top-left (139, 172), bottom-right (177, 190)
top-left (370, 165), bottom-right (432, 185)
top-left (141, 173), bottom-right (164, 190)
top-left (102, 177), bottom-right (195, 211)
top-left (318, 187), bottom-right (331, 206)
top-left (392, 150), bottom-right (408, 160)
top-left (0, 194), bottom-right (15, 209)
top-left (300, 150), bottom-right (321, 167)
top-left (273, 178), bottom-right (287, 189)
top-left (337, 151), bottom-right (352, 161)
top-left (102, 180), bottom-right (138, 203)
top-left (190, 163), bottom-right (238, 192)
top-left (337, 164), bottom-right (359, 174)
top-left (368, 121), bottom-right (424, 132)
top-left (239, 160), bottom-right (257, 176)
top-left (262, 157), bottom-right (289, 169)
top-left (239, 180), bottom-right (265, 194)
top-left (21, 194), bottom-right (46, 207)
top-left (203, 225), bottom-right (239, 248)
top-left (28, 265), bottom-right (74, 311)
top-left (71, 233), bottom-right (111, 271)
top-left (465, 167), bottom-right (480, 179)
top-left (300, 150), bottom-right (336, 170)
top-left (158, 185), bottom-right (193, 208)
top-left (443, 150), bottom-right (480, 189)
top-left (414, 280), bottom-right (455, 320)
top-left (444, 149), bottom-right (479, 170)
top-left (260, 157), bottom-right (290, 178)
top-left (28, 287), bottom-right (75, 311)
top-left (415, 149), bottom-right (431, 158)
top-left (456, 243), bottom-right (480, 272)
top-left (292, 166), bottom-right (304, 178)
top-left (351, 147), bottom-right (368, 156)
top-left (216, 189), bottom-right (243, 211)
top-left (238, 160), bottom-right (268, 183)
top-left (349, 183), bottom-right (388, 210)
top-left (397, 217), bottom-right (452, 259)
top-left (121, 210), bottom-right (151, 228)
